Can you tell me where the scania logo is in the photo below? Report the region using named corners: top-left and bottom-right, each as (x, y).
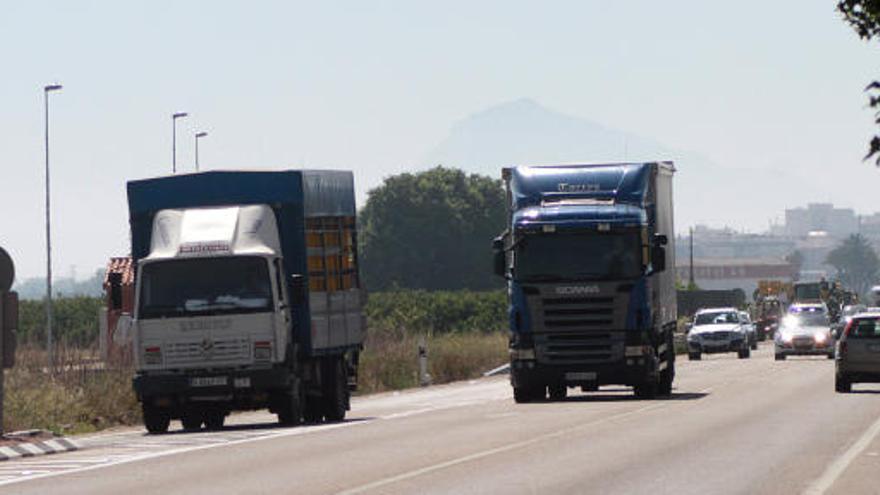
top-left (557, 183), bottom-right (600, 193)
top-left (555, 285), bottom-right (600, 295)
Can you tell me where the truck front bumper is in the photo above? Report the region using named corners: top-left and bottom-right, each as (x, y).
top-left (133, 366), bottom-right (291, 402)
top-left (510, 358), bottom-right (656, 388)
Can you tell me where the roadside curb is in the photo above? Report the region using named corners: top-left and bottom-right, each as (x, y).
top-left (0, 438), bottom-right (80, 461)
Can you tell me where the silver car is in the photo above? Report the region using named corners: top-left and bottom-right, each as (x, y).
top-left (687, 308), bottom-right (751, 360)
top-left (739, 311), bottom-right (758, 350)
top-left (774, 312), bottom-right (834, 360)
top-left (835, 313), bottom-right (880, 392)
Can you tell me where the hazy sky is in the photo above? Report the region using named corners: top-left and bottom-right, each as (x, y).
top-left (1, 1), bottom-right (877, 280)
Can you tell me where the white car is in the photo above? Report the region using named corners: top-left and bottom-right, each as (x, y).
top-left (774, 311), bottom-right (834, 360)
top-left (687, 308), bottom-right (751, 360)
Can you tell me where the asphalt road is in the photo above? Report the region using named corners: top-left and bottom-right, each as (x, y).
top-left (4, 342), bottom-right (880, 495)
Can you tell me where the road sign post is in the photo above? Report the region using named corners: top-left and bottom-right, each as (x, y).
top-left (0, 247), bottom-right (16, 435)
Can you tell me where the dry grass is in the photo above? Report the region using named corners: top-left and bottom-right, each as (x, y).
top-left (3, 330), bottom-right (508, 434)
top-left (358, 326), bottom-right (508, 394)
top-left (3, 345), bottom-right (141, 435)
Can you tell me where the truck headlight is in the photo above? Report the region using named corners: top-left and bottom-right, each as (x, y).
top-left (509, 348), bottom-right (536, 360)
top-left (253, 341), bottom-right (272, 361)
top-left (144, 346), bottom-right (162, 365)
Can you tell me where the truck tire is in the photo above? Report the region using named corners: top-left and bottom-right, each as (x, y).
top-left (658, 333), bottom-right (675, 396)
top-left (513, 385), bottom-right (544, 403)
top-left (323, 358), bottom-right (349, 422)
top-left (738, 347), bottom-right (750, 359)
top-left (143, 404), bottom-right (170, 434)
top-left (204, 411), bottom-right (225, 430)
top-left (180, 411), bottom-right (203, 431)
top-left (634, 380), bottom-right (658, 400)
top-left (548, 384), bottom-right (567, 401)
top-left (827, 351), bottom-right (835, 360)
top-left (277, 376), bottom-right (305, 426)
top-left (835, 374), bottom-right (851, 393)
top-left (750, 341), bottom-right (758, 351)
top-left (303, 398), bottom-right (324, 424)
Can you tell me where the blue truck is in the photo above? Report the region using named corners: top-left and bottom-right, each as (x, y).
top-left (113, 170), bottom-right (365, 433)
top-left (493, 162), bottom-right (677, 401)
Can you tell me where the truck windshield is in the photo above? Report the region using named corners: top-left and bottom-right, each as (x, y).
top-left (514, 232), bottom-right (642, 282)
top-left (138, 257), bottom-right (274, 319)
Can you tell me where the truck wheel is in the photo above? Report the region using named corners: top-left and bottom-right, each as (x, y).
top-left (827, 351), bottom-right (835, 360)
top-left (688, 352), bottom-right (701, 361)
top-left (277, 376), bottom-right (305, 426)
top-left (835, 374), bottom-right (851, 393)
top-left (658, 334), bottom-right (675, 396)
top-left (548, 384), bottom-right (567, 401)
top-left (323, 358), bottom-right (350, 422)
top-left (303, 398), bottom-right (324, 424)
top-left (513, 384), bottom-right (543, 403)
top-left (204, 411), bottom-right (225, 430)
top-left (751, 341), bottom-right (758, 351)
top-left (738, 347), bottom-right (750, 359)
top-left (180, 411), bottom-right (203, 431)
top-left (633, 380), bottom-right (658, 399)
top-left (143, 404), bottom-right (170, 434)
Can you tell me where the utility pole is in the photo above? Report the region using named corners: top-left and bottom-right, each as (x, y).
top-left (195, 131), bottom-right (208, 171)
top-left (44, 84), bottom-right (62, 370)
top-left (689, 227), bottom-right (695, 288)
top-left (172, 112), bottom-right (188, 174)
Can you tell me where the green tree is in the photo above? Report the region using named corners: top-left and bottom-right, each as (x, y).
top-left (825, 234), bottom-right (880, 296)
top-left (838, 1), bottom-right (880, 164)
top-left (359, 166), bottom-right (506, 291)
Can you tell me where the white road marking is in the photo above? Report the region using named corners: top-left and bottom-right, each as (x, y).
top-left (803, 411), bottom-right (880, 494)
top-left (335, 401), bottom-right (670, 495)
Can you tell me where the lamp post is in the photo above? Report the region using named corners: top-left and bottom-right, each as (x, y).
top-left (172, 112), bottom-right (188, 173)
top-left (195, 131), bottom-right (208, 172)
top-left (43, 84), bottom-right (62, 370)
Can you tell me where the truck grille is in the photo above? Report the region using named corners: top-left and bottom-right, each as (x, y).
top-left (164, 338), bottom-right (250, 366)
top-left (535, 296), bottom-right (621, 364)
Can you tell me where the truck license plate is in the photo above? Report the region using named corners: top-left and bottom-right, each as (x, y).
top-left (565, 372), bottom-right (597, 381)
top-left (233, 377), bottom-right (251, 388)
top-left (190, 376), bottom-right (227, 387)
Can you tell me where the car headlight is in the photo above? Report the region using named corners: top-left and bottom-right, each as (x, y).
top-left (781, 331), bottom-right (793, 343)
top-left (814, 332), bottom-right (827, 344)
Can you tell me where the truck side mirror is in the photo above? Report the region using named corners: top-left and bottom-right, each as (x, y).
top-left (653, 234), bottom-right (668, 247)
top-left (652, 246), bottom-right (667, 273)
top-left (290, 274), bottom-right (307, 305)
top-left (108, 272), bottom-right (123, 311)
top-left (492, 236), bottom-right (506, 278)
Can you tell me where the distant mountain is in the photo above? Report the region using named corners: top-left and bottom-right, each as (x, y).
top-left (422, 98), bottom-right (791, 233)
top-left (14, 269), bottom-right (105, 300)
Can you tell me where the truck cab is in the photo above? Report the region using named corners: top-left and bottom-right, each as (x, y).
top-left (493, 162), bottom-right (676, 401)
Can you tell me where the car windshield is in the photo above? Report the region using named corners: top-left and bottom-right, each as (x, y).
top-left (695, 311), bottom-right (739, 325)
top-left (785, 313), bottom-right (830, 327)
top-left (850, 318), bottom-right (880, 338)
top-left (514, 231), bottom-right (643, 282)
top-left (138, 256), bottom-right (274, 319)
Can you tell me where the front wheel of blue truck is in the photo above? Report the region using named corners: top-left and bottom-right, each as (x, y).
top-left (513, 384), bottom-right (545, 403)
top-left (658, 333), bottom-right (676, 395)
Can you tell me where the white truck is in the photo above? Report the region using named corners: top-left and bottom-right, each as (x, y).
top-left (113, 170), bottom-right (365, 433)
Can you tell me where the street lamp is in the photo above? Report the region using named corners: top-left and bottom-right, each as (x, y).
top-left (43, 83), bottom-right (62, 369)
top-left (172, 112), bottom-right (188, 174)
top-left (195, 131), bottom-right (208, 172)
